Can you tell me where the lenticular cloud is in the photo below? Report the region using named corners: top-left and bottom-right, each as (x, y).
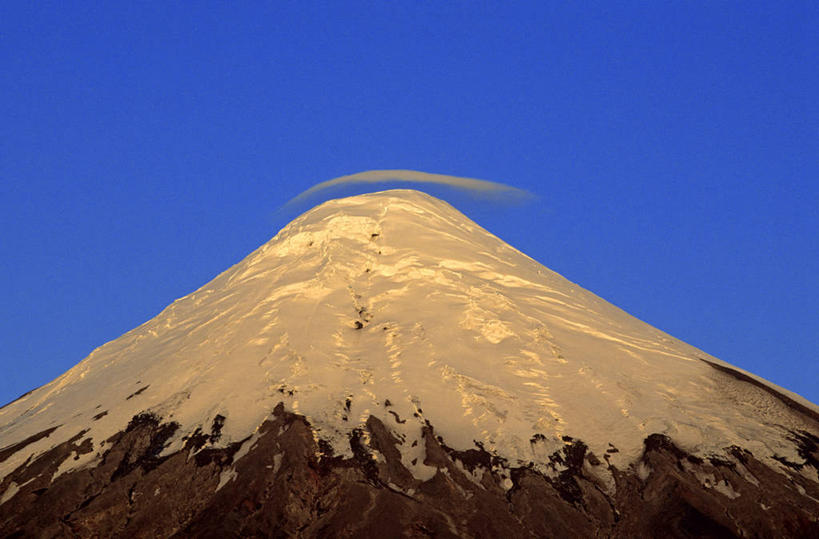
top-left (287, 169), bottom-right (530, 206)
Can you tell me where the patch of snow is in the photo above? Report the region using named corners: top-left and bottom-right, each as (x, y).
top-left (0, 482), bottom-right (20, 506)
top-left (585, 461), bottom-right (616, 496)
top-left (636, 462), bottom-right (651, 481)
top-left (712, 479), bottom-right (741, 499)
top-left (216, 469), bottom-right (237, 491)
top-left (51, 439), bottom-right (98, 481)
top-left (452, 481), bottom-right (473, 499)
top-left (693, 470), bottom-right (718, 489)
top-left (452, 458), bottom-right (486, 488)
top-left (230, 430), bottom-right (262, 466)
top-left (734, 461), bottom-right (760, 487)
top-left (272, 453), bottom-right (283, 475)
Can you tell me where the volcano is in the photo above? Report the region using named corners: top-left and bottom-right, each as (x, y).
top-left (1, 190), bottom-right (817, 537)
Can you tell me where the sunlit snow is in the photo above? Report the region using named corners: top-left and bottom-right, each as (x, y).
top-left (1, 189), bottom-right (816, 484)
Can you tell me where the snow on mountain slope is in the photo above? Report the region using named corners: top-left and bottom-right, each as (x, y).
top-left (1, 189), bottom-right (816, 487)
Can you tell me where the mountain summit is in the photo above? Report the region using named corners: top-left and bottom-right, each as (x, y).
top-left (1, 190), bottom-right (817, 537)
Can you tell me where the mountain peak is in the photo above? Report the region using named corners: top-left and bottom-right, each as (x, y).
top-left (291, 188), bottom-right (456, 216)
top-left (275, 188), bottom-right (478, 247)
top-left (2, 191), bottom-right (818, 535)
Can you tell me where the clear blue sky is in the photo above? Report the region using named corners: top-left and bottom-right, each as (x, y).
top-left (2, 2), bottom-right (817, 406)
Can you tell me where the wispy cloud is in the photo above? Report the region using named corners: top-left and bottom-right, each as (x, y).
top-left (286, 169), bottom-right (530, 206)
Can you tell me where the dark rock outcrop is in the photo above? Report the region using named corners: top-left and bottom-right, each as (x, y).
top-left (1, 404), bottom-right (817, 537)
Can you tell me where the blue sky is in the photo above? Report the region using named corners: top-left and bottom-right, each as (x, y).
top-left (1, 2), bottom-right (817, 406)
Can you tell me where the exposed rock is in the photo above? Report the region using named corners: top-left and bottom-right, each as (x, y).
top-left (1, 406), bottom-right (817, 537)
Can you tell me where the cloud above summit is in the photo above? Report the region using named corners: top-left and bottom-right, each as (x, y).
top-left (286, 170), bottom-right (530, 206)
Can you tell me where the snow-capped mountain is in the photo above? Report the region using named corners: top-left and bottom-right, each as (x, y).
top-left (1, 190), bottom-right (817, 537)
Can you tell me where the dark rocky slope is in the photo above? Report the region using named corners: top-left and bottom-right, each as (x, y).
top-left (1, 404), bottom-right (817, 538)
